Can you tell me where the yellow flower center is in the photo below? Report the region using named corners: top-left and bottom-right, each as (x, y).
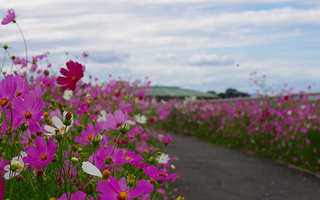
top-left (0, 98), bottom-right (8, 107)
top-left (60, 126), bottom-right (66, 132)
top-left (25, 111), bottom-right (32, 119)
top-left (16, 91), bottom-right (22, 96)
top-left (102, 169), bottom-right (111, 179)
top-left (71, 76), bottom-right (77, 81)
top-left (116, 122), bottom-right (121, 127)
top-left (40, 154), bottom-right (48, 161)
top-left (126, 157), bottom-right (131, 161)
top-left (87, 134), bottom-right (93, 140)
top-left (118, 191), bottom-right (128, 200)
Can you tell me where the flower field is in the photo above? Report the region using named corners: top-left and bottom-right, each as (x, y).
top-left (159, 93), bottom-right (320, 174)
top-left (0, 9), bottom-right (183, 200)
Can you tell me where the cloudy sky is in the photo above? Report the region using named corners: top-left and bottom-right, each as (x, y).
top-left (1, 0), bottom-right (320, 94)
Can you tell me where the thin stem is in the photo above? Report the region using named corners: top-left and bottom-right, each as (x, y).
top-left (15, 23), bottom-right (28, 80)
top-left (151, 186), bottom-right (159, 200)
top-left (1, 50), bottom-right (6, 78)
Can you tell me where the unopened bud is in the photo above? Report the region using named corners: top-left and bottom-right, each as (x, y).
top-left (120, 123), bottom-right (131, 134)
top-left (92, 136), bottom-right (101, 147)
top-left (175, 195), bottom-right (185, 200)
top-left (84, 182), bottom-right (94, 195)
top-left (102, 169), bottom-right (111, 180)
top-left (10, 161), bottom-right (22, 171)
top-left (126, 174), bottom-right (135, 186)
top-left (3, 44), bottom-right (8, 49)
top-left (77, 125), bottom-right (84, 132)
top-left (21, 122), bottom-right (29, 131)
top-left (71, 157), bottom-right (78, 164)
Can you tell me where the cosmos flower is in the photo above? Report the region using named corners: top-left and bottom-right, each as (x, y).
top-left (94, 145), bottom-right (125, 169)
top-left (44, 112), bottom-right (73, 136)
top-left (81, 161), bottom-right (111, 180)
top-left (143, 165), bottom-right (179, 185)
top-left (97, 176), bottom-right (146, 200)
top-left (134, 114), bottom-right (147, 124)
top-left (4, 152), bottom-right (27, 180)
top-left (103, 110), bottom-right (128, 130)
top-left (124, 150), bottom-right (143, 165)
top-left (23, 136), bottom-right (57, 167)
top-left (12, 93), bottom-right (45, 133)
top-left (58, 191), bottom-right (92, 200)
top-left (1, 9), bottom-right (16, 25)
top-left (74, 123), bottom-right (101, 145)
top-left (157, 153), bottom-right (170, 164)
top-left (56, 60), bottom-right (84, 91)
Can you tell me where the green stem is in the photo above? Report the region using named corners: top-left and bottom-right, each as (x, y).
top-left (151, 186), bottom-right (159, 200)
top-left (15, 23), bottom-right (28, 80)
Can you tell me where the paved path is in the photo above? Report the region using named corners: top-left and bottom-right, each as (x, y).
top-left (165, 133), bottom-right (320, 200)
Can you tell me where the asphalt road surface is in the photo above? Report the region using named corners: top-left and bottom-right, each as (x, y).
top-left (166, 133), bottom-right (320, 200)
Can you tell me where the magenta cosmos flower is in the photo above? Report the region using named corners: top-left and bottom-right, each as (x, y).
top-left (56, 60), bottom-right (84, 91)
top-left (58, 191), bottom-right (92, 200)
top-left (74, 123), bottom-right (101, 145)
top-left (124, 150), bottom-right (143, 165)
top-left (12, 93), bottom-right (44, 132)
top-left (23, 136), bottom-right (57, 167)
top-left (102, 109), bottom-right (128, 130)
top-left (143, 166), bottom-right (179, 185)
top-left (97, 176), bottom-right (146, 200)
top-left (94, 145), bottom-right (125, 169)
top-left (1, 9), bottom-right (16, 25)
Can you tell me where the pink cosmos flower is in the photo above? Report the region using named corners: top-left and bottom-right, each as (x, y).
top-left (1, 9), bottom-right (16, 25)
top-left (12, 93), bottom-right (44, 133)
top-left (97, 176), bottom-right (146, 200)
top-left (23, 136), bottom-right (57, 167)
top-left (162, 135), bottom-right (172, 145)
top-left (75, 123), bottom-right (101, 145)
top-left (143, 166), bottom-right (179, 185)
top-left (94, 145), bottom-right (125, 169)
top-left (102, 109), bottom-right (128, 130)
top-left (124, 150), bottom-right (143, 165)
top-left (58, 191), bottom-right (92, 200)
top-left (0, 157), bottom-right (9, 174)
top-left (56, 60), bottom-right (84, 91)
top-left (82, 52), bottom-right (88, 58)
top-left (0, 177), bottom-right (3, 200)
top-left (0, 75), bottom-right (17, 111)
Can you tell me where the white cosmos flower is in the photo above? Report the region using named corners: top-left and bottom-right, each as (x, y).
top-left (82, 162), bottom-right (102, 177)
top-left (97, 110), bottom-right (107, 122)
top-left (44, 116), bottom-right (72, 136)
top-left (63, 90), bottom-right (73, 101)
top-left (4, 151), bottom-right (27, 180)
top-left (134, 115), bottom-right (147, 124)
top-left (157, 153), bottom-right (170, 164)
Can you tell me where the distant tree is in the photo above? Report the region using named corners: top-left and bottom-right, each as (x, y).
top-left (207, 91), bottom-right (216, 94)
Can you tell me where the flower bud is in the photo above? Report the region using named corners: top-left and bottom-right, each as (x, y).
top-left (34, 169), bottom-right (45, 182)
top-left (71, 157), bottom-right (78, 165)
top-left (149, 156), bottom-right (156, 163)
top-left (77, 125), bottom-right (84, 132)
top-left (92, 136), bottom-right (101, 147)
top-left (175, 195), bottom-right (185, 200)
top-left (120, 123), bottom-right (131, 134)
top-left (20, 122), bottom-right (29, 131)
top-left (3, 44), bottom-right (8, 49)
top-left (11, 55), bottom-right (16, 60)
top-left (102, 169), bottom-right (111, 181)
top-left (43, 112), bottom-right (50, 122)
top-left (44, 70), bottom-right (49, 76)
top-left (17, 175), bottom-right (24, 182)
top-left (63, 111), bottom-right (73, 126)
top-left (84, 182), bottom-right (94, 195)
top-left (10, 161), bottom-right (22, 171)
top-left (126, 174), bottom-right (135, 186)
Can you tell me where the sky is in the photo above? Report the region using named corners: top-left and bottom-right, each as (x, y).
top-left (1, 0), bottom-right (320, 94)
